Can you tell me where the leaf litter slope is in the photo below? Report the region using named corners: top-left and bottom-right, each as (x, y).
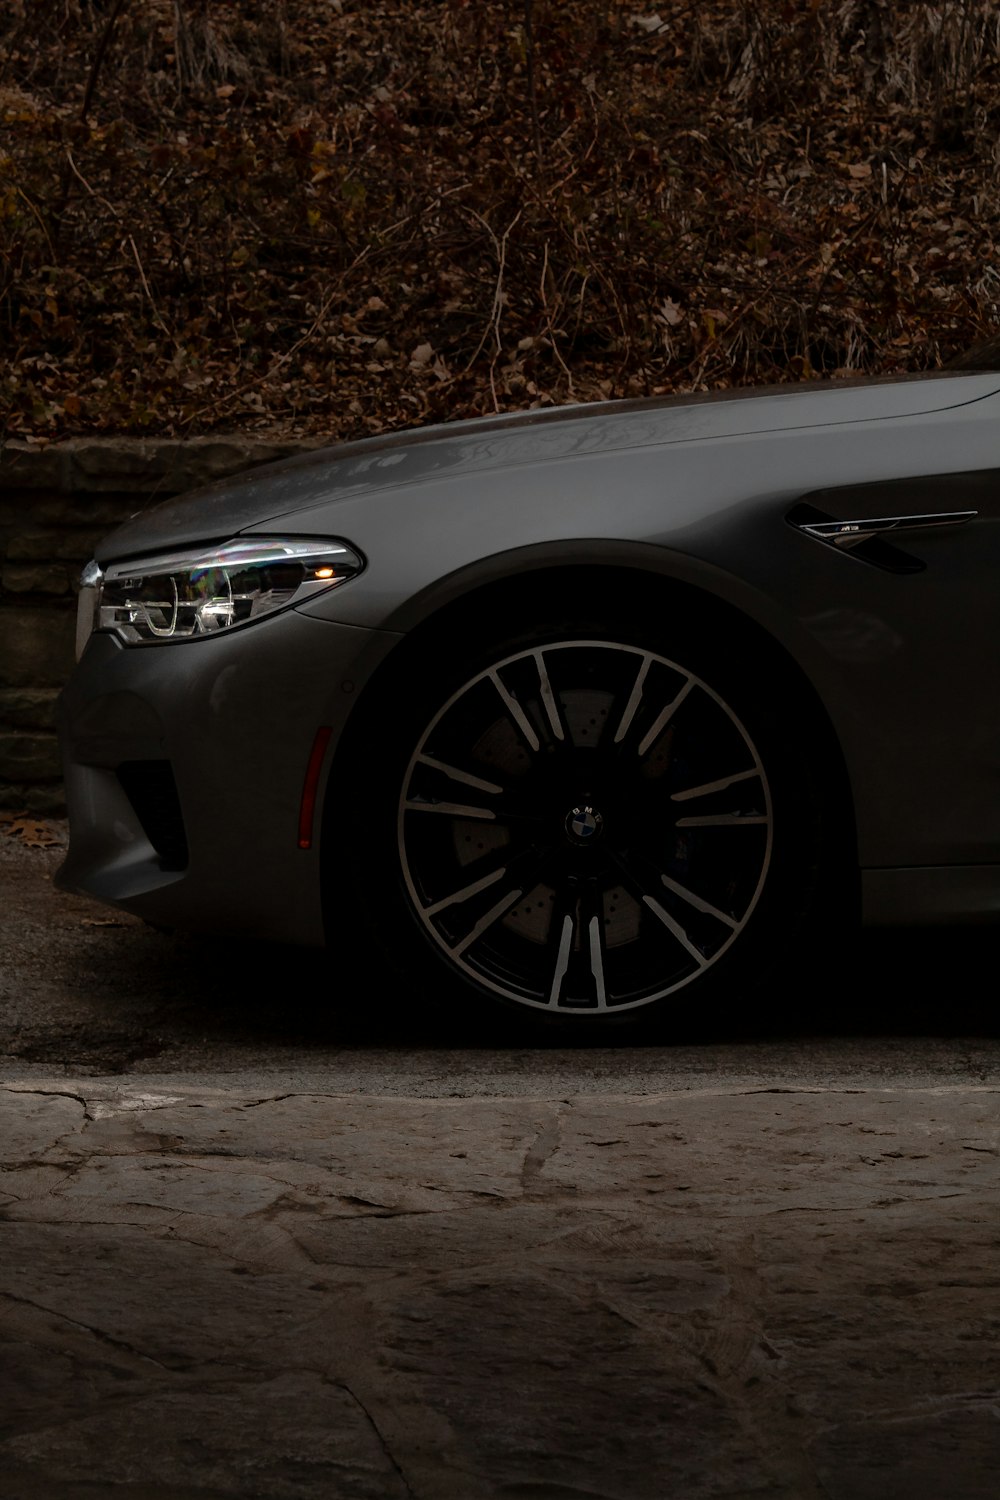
top-left (2, 0), bottom-right (999, 440)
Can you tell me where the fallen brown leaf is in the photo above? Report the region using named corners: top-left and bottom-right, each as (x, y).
top-left (1, 813), bottom-right (66, 849)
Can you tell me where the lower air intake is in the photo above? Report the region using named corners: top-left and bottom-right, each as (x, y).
top-left (116, 760), bottom-right (189, 870)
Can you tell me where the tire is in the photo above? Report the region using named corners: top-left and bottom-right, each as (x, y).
top-left (342, 604), bottom-right (829, 1032)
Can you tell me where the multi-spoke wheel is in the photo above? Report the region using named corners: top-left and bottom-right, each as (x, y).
top-left (359, 619), bottom-right (821, 1028)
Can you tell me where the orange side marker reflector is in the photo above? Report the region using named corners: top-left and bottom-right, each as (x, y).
top-left (298, 726), bottom-right (332, 849)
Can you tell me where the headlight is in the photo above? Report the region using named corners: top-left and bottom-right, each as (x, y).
top-left (76, 537), bottom-right (364, 655)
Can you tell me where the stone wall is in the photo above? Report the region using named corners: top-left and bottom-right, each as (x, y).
top-left (0, 438), bottom-right (314, 812)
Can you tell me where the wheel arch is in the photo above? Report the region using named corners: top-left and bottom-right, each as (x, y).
top-left (325, 546), bottom-right (859, 909)
top-left (378, 536), bottom-right (774, 635)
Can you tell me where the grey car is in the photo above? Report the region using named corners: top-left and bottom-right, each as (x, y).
top-left (59, 371), bottom-right (1000, 1027)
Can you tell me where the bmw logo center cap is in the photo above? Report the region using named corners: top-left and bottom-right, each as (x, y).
top-left (566, 805), bottom-right (604, 843)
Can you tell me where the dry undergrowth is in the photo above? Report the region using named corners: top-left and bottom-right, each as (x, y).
top-left (2, 0), bottom-right (999, 439)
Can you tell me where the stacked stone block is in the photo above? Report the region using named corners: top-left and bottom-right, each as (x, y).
top-left (0, 438), bottom-right (311, 812)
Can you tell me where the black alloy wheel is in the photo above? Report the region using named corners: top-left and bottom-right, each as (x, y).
top-left (377, 625), bottom-right (818, 1026)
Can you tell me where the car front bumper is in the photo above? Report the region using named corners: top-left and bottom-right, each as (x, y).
top-left (57, 609), bottom-right (401, 946)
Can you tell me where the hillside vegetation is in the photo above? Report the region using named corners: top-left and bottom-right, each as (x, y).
top-left (2, 0), bottom-right (1000, 438)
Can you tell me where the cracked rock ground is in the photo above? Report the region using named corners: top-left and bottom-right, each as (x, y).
top-left (3, 1081), bottom-right (1000, 1499)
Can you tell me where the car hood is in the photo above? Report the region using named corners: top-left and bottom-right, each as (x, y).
top-left (95, 371), bottom-right (1000, 564)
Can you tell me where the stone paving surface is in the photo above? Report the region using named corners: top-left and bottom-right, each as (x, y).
top-left (3, 1078), bottom-right (999, 1499)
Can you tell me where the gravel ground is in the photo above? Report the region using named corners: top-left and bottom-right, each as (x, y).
top-left (1, 825), bottom-right (998, 1089)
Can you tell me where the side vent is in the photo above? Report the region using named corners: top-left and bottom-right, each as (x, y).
top-left (787, 503), bottom-right (976, 574)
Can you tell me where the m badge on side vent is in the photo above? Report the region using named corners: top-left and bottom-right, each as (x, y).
top-left (788, 504), bottom-right (977, 573)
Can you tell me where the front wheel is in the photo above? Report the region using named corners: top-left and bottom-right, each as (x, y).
top-left (347, 619), bottom-right (829, 1030)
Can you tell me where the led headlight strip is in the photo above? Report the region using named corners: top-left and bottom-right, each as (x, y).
top-left (82, 537), bottom-right (363, 649)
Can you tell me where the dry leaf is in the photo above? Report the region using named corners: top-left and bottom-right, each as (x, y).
top-left (1, 813), bottom-right (65, 849)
